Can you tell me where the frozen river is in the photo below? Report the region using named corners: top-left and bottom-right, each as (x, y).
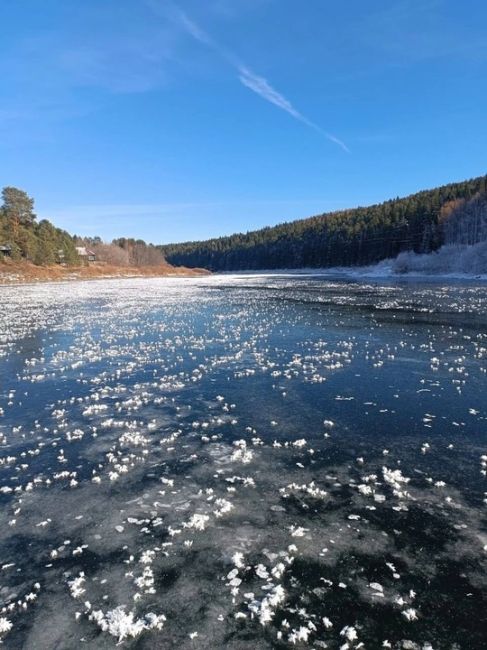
top-left (0, 274), bottom-right (486, 648)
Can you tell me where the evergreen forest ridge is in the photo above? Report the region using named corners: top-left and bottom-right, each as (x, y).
top-left (1, 174), bottom-right (487, 278)
top-left (160, 174), bottom-right (487, 273)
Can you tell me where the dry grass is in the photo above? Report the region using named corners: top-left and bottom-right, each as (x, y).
top-left (0, 259), bottom-right (209, 285)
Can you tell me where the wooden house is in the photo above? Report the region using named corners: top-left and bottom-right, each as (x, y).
top-left (75, 246), bottom-right (96, 263)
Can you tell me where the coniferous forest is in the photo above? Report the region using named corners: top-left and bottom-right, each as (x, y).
top-left (160, 175), bottom-right (487, 271)
top-left (0, 187), bottom-right (166, 268)
top-left (3, 176), bottom-right (487, 272)
top-left (0, 187), bottom-right (80, 266)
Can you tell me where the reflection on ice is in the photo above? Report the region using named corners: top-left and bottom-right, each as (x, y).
top-left (0, 275), bottom-right (486, 648)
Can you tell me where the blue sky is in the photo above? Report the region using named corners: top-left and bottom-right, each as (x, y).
top-left (1, 0), bottom-right (486, 244)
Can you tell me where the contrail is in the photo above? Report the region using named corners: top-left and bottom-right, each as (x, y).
top-left (238, 66), bottom-right (349, 152)
top-left (170, 5), bottom-right (349, 152)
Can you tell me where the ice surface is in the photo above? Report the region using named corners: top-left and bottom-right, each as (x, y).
top-left (0, 275), bottom-right (486, 648)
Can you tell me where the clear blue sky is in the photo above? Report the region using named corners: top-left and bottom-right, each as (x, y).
top-left (1, 0), bottom-right (486, 244)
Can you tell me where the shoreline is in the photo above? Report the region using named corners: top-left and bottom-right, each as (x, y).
top-left (215, 266), bottom-right (487, 282)
top-left (3, 262), bottom-right (486, 286)
top-left (0, 261), bottom-right (209, 285)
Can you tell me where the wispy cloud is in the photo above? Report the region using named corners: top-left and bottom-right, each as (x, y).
top-left (176, 10), bottom-right (214, 47)
top-left (238, 66), bottom-right (349, 152)
top-left (169, 6), bottom-right (240, 66)
top-left (0, 7), bottom-right (179, 107)
top-left (40, 197), bottom-right (351, 241)
top-left (170, 6), bottom-right (349, 152)
top-left (238, 66), bottom-right (303, 120)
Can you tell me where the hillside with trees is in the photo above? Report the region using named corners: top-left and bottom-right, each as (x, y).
top-left (0, 186), bottom-right (167, 271)
top-left (0, 187), bottom-right (80, 266)
top-left (160, 175), bottom-right (487, 271)
top-left (4, 177), bottom-right (487, 279)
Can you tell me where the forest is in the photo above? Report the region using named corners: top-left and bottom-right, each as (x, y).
top-left (0, 187), bottom-right (80, 266)
top-left (160, 175), bottom-right (487, 271)
top-left (0, 187), bottom-right (166, 268)
top-left (3, 177), bottom-right (487, 272)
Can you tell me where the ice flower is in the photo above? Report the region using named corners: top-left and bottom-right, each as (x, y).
top-left (89, 606), bottom-right (165, 643)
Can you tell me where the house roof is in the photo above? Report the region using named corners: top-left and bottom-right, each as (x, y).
top-left (75, 246), bottom-right (95, 257)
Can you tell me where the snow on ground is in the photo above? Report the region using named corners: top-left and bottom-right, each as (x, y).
top-left (220, 241), bottom-right (487, 281)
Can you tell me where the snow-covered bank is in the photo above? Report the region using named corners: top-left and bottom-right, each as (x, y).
top-left (344, 241), bottom-right (487, 280)
top-left (325, 246), bottom-right (487, 281)
top-left (218, 241), bottom-right (487, 281)
top-left (391, 240), bottom-right (487, 277)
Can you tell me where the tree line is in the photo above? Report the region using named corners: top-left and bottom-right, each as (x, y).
top-left (4, 177), bottom-right (486, 271)
top-left (72, 237), bottom-right (166, 267)
top-left (0, 186), bottom-right (80, 265)
top-left (159, 175), bottom-right (487, 271)
top-left (1, 186), bottom-right (166, 268)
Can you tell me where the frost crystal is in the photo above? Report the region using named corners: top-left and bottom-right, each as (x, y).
top-left (89, 606), bottom-right (166, 643)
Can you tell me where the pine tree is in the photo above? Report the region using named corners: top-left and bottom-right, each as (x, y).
top-left (1, 187), bottom-right (36, 237)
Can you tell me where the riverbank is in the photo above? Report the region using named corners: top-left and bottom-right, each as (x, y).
top-left (0, 260), bottom-right (209, 284)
